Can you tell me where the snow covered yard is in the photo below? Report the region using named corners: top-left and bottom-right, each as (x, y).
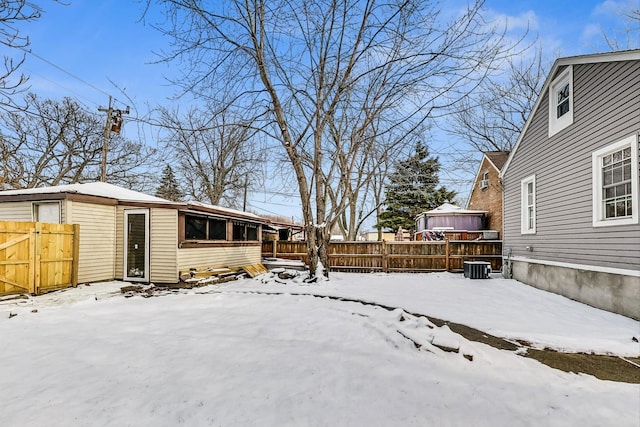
top-left (0, 272), bottom-right (638, 427)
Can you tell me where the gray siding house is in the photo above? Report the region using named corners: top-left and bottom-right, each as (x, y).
top-left (501, 50), bottom-right (640, 320)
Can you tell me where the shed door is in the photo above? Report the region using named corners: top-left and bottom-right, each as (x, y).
top-left (124, 209), bottom-right (149, 282)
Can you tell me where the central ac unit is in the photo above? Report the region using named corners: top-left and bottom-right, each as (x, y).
top-left (479, 179), bottom-right (489, 189)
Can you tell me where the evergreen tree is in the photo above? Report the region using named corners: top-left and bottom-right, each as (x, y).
top-left (155, 165), bottom-right (182, 202)
top-left (377, 143), bottom-right (456, 233)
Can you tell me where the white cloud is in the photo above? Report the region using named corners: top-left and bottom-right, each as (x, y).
top-left (485, 10), bottom-right (540, 33)
top-left (582, 23), bottom-right (604, 41)
top-left (592, 0), bottom-right (631, 17)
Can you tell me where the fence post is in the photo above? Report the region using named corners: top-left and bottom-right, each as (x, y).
top-left (272, 240), bottom-right (277, 258)
top-left (382, 240), bottom-right (388, 273)
top-left (71, 224), bottom-right (80, 287)
top-left (33, 222), bottom-right (42, 294)
top-left (28, 226), bottom-right (36, 294)
top-left (445, 239), bottom-right (450, 272)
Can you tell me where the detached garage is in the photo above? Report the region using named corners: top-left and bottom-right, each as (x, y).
top-left (0, 182), bottom-right (264, 285)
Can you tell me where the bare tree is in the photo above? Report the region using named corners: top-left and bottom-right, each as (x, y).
top-left (0, 1), bottom-right (62, 110)
top-left (0, 93), bottom-right (156, 190)
top-left (602, 4), bottom-right (640, 50)
top-left (159, 104), bottom-right (262, 208)
top-left (448, 46), bottom-right (546, 154)
top-left (150, 0), bottom-right (522, 278)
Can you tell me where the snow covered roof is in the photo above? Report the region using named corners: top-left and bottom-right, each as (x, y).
top-left (422, 203), bottom-right (487, 216)
top-left (0, 182), bottom-right (270, 222)
top-left (186, 200), bottom-right (263, 221)
top-left (0, 182), bottom-right (178, 204)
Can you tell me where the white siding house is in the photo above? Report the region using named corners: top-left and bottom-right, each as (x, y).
top-left (0, 182), bottom-right (264, 284)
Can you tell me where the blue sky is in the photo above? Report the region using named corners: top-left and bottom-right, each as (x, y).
top-left (10, 0), bottom-right (640, 222)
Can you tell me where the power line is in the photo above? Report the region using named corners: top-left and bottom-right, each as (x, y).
top-left (21, 48), bottom-right (112, 99)
top-left (19, 47), bottom-right (131, 110)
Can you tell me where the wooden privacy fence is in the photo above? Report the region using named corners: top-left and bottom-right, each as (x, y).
top-left (0, 221), bottom-right (80, 296)
top-left (262, 240), bottom-right (502, 273)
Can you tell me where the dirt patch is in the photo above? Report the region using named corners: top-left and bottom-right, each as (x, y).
top-left (293, 292), bottom-right (640, 384)
top-left (428, 316), bottom-right (519, 351)
top-left (429, 316), bottom-right (639, 384)
top-left (525, 349), bottom-right (640, 383)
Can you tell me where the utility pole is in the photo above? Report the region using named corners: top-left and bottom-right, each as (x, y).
top-left (242, 175), bottom-right (249, 211)
top-left (98, 96), bottom-right (129, 182)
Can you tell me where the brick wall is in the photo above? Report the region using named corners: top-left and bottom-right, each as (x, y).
top-left (467, 157), bottom-right (503, 236)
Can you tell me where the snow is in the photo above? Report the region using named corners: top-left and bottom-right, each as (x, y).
top-left (186, 200), bottom-right (263, 219)
top-left (0, 182), bottom-right (176, 204)
top-left (0, 272), bottom-right (638, 426)
top-left (425, 203), bottom-right (487, 215)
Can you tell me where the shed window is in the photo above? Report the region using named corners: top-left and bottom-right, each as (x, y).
top-left (33, 202), bottom-right (61, 223)
top-left (592, 135), bottom-right (639, 227)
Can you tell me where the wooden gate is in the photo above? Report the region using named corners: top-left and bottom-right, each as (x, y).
top-left (0, 221), bottom-right (79, 296)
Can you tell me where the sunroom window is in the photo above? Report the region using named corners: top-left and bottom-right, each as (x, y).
top-left (185, 215), bottom-right (228, 240)
top-left (185, 216), bottom-right (207, 239)
top-left (232, 221), bottom-right (259, 241)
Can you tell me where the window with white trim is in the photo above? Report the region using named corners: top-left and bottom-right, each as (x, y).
top-left (548, 66), bottom-right (573, 137)
top-left (521, 175), bottom-right (536, 234)
top-left (592, 135), bottom-right (639, 227)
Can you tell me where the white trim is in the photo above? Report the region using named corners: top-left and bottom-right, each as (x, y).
top-left (548, 66), bottom-right (573, 137)
top-left (501, 49), bottom-right (640, 178)
top-left (509, 256), bottom-right (640, 277)
top-left (124, 209), bottom-right (150, 283)
top-left (520, 175), bottom-right (536, 234)
top-left (592, 134), bottom-right (639, 227)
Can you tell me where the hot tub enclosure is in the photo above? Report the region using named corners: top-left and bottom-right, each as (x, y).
top-left (415, 203), bottom-right (487, 232)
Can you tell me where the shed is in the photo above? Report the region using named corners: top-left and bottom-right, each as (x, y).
top-left (0, 182), bottom-right (265, 284)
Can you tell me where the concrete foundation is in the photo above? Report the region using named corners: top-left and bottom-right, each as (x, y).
top-left (510, 260), bottom-right (640, 320)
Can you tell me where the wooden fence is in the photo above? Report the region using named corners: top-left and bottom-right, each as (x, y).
top-left (262, 240), bottom-right (502, 273)
top-left (0, 221), bottom-right (80, 296)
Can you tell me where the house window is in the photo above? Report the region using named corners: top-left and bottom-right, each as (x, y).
top-left (521, 175), bottom-right (536, 234)
top-left (592, 135), bottom-right (639, 227)
top-left (479, 172), bottom-right (489, 189)
top-left (548, 66), bottom-right (573, 137)
top-left (33, 202), bottom-right (61, 223)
